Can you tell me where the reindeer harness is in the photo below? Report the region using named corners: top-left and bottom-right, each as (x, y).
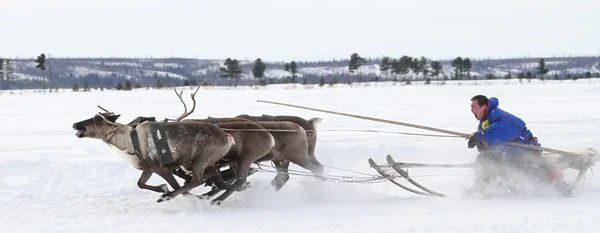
top-left (130, 122), bottom-right (174, 168)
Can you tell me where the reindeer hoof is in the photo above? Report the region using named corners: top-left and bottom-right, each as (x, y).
top-left (236, 182), bottom-right (251, 191)
top-left (157, 194), bottom-right (173, 203)
top-left (159, 184), bottom-right (170, 193)
top-left (210, 200), bottom-right (222, 206)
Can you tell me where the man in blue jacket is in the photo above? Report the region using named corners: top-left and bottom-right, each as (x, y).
top-left (467, 95), bottom-right (570, 196)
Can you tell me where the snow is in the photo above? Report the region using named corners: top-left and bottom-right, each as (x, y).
top-left (1, 81), bottom-right (600, 232)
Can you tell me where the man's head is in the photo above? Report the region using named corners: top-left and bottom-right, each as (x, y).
top-left (470, 95), bottom-right (488, 120)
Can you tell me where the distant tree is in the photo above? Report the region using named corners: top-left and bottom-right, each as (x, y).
top-left (553, 73), bottom-right (559, 80)
top-left (72, 82), bottom-right (79, 92)
top-left (419, 57), bottom-right (429, 79)
top-left (451, 57), bottom-right (463, 80)
top-left (116, 82), bottom-right (123, 90)
top-left (505, 72), bottom-right (512, 80)
top-left (183, 80), bottom-right (190, 86)
top-left (536, 58), bottom-right (549, 79)
top-left (35, 53), bottom-right (46, 71)
top-left (290, 61), bottom-right (298, 81)
top-left (34, 53), bottom-right (48, 87)
top-left (252, 58), bottom-right (267, 80)
top-left (462, 58), bottom-right (472, 78)
top-left (282, 61), bottom-right (298, 83)
top-left (3, 60), bottom-right (14, 90)
top-left (394, 56), bottom-right (411, 78)
top-left (596, 72), bottom-right (600, 78)
top-left (585, 71), bottom-right (592, 79)
top-left (84, 82), bottom-right (90, 92)
top-left (319, 77), bottom-right (325, 87)
top-left (284, 63), bottom-right (290, 72)
top-left (219, 58), bottom-right (243, 86)
top-left (348, 53), bottom-right (366, 80)
top-left (379, 56), bottom-right (391, 80)
top-left (517, 72), bottom-right (525, 81)
top-left (430, 60), bottom-right (443, 78)
top-left (124, 80), bottom-right (132, 90)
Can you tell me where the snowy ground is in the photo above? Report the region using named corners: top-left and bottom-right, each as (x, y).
top-left (1, 81), bottom-right (600, 232)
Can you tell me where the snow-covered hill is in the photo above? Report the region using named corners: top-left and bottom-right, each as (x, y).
top-left (2, 56), bottom-right (599, 89)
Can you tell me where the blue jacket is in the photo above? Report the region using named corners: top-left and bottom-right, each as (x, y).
top-left (477, 97), bottom-right (540, 156)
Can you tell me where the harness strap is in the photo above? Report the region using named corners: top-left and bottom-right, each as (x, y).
top-left (150, 122), bottom-right (174, 165)
top-left (130, 128), bottom-right (151, 169)
top-left (261, 114), bottom-right (275, 121)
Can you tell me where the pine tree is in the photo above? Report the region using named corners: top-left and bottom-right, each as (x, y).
top-left (462, 58), bottom-right (472, 78)
top-left (35, 54), bottom-right (46, 71)
top-left (4, 60), bottom-right (14, 90)
top-left (72, 82), bottom-right (79, 92)
top-left (536, 58), bottom-right (549, 79)
top-left (347, 53), bottom-right (365, 74)
top-left (252, 58), bottom-right (267, 79)
top-left (379, 56), bottom-right (391, 80)
top-left (84, 82), bottom-right (90, 92)
top-left (451, 57), bottom-right (463, 80)
top-left (419, 57), bottom-right (429, 79)
top-left (289, 61), bottom-right (298, 83)
top-left (431, 61), bottom-right (443, 78)
top-left (219, 58), bottom-right (242, 86)
top-left (124, 80), bottom-right (132, 90)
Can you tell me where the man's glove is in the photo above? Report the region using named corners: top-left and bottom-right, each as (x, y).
top-left (468, 133), bottom-right (479, 149)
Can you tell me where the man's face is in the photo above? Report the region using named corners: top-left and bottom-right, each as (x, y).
top-left (470, 100), bottom-right (487, 120)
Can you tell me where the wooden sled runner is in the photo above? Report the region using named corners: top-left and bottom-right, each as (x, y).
top-left (368, 150), bottom-right (597, 198)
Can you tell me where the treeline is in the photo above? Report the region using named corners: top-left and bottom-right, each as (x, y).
top-left (2, 52), bottom-right (600, 91)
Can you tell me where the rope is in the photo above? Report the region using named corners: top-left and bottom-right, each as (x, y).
top-left (252, 162), bottom-right (391, 184)
top-left (216, 128), bottom-right (463, 138)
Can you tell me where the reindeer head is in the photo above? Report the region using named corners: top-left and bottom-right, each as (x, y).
top-left (72, 112), bottom-right (121, 139)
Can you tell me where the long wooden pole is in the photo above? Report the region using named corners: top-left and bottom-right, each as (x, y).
top-left (256, 100), bottom-right (592, 158)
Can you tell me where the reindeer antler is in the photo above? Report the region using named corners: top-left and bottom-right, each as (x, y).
top-left (98, 105), bottom-right (110, 113)
top-left (170, 81), bottom-right (206, 122)
top-left (97, 105), bottom-right (115, 115)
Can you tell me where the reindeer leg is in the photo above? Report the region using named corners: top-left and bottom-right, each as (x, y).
top-left (156, 168), bottom-right (182, 192)
top-left (211, 160), bottom-right (253, 205)
top-left (172, 167), bottom-right (192, 185)
top-left (270, 160), bottom-right (290, 191)
top-left (157, 158), bottom-right (208, 203)
top-left (197, 167), bottom-right (229, 200)
top-left (205, 166), bottom-right (233, 190)
top-left (307, 157), bottom-right (325, 177)
top-left (137, 170), bottom-right (169, 193)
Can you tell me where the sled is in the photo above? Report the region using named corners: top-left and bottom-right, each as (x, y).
top-left (368, 149), bottom-right (598, 198)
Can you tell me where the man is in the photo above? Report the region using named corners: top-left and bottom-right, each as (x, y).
top-left (466, 95), bottom-right (570, 196)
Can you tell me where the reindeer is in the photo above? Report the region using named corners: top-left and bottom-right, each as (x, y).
top-left (187, 116), bottom-right (325, 191)
top-left (234, 114), bottom-right (322, 166)
top-left (177, 120), bottom-right (275, 204)
top-left (72, 86), bottom-right (236, 203)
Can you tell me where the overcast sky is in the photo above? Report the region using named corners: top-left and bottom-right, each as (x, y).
top-left (1, 0), bottom-right (598, 62)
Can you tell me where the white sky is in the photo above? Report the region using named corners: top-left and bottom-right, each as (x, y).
top-left (1, 0), bottom-right (599, 62)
